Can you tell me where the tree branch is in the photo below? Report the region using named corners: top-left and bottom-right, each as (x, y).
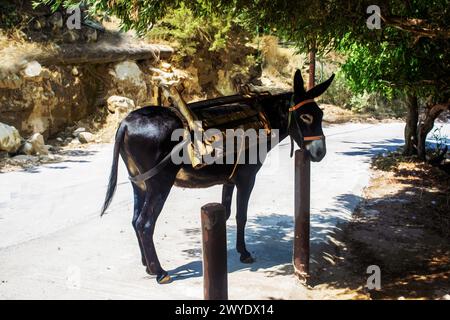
top-left (381, 15), bottom-right (450, 39)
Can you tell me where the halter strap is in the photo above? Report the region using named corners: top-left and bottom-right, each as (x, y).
top-left (289, 99), bottom-right (315, 112)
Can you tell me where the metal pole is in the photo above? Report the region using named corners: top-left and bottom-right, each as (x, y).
top-left (201, 203), bottom-right (228, 300)
top-left (293, 149), bottom-right (310, 282)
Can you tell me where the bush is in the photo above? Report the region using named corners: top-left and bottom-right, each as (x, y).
top-left (146, 5), bottom-right (248, 58)
top-left (0, 2), bottom-right (22, 29)
top-left (320, 71), bottom-right (353, 108)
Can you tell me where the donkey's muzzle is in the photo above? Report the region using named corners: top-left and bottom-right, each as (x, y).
top-left (305, 137), bottom-right (326, 162)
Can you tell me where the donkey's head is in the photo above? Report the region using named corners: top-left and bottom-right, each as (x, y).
top-left (288, 70), bottom-right (334, 162)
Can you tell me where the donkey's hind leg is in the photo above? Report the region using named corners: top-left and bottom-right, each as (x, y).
top-left (131, 184), bottom-right (147, 268)
top-left (136, 172), bottom-right (176, 284)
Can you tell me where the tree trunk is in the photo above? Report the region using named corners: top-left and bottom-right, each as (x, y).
top-left (417, 102), bottom-right (450, 160)
top-left (403, 93), bottom-right (419, 156)
top-left (308, 42), bottom-right (316, 90)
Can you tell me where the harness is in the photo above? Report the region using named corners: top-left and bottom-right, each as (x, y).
top-left (287, 96), bottom-right (324, 157)
top-left (129, 96), bottom-right (325, 184)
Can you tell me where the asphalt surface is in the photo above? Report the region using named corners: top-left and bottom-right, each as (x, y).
top-left (0, 122), bottom-right (448, 299)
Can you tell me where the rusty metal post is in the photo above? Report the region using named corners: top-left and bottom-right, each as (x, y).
top-left (201, 203), bottom-right (228, 300)
top-left (293, 149), bottom-right (310, 282)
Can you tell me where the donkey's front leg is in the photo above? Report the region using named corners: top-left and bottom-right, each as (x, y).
top-left (235, 177), bottom-right (256, 263)
top-left (222, 183), bottom-right (234, 220)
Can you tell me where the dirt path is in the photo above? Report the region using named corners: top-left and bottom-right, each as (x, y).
top-left (0, 122), bottom-right (447, 299)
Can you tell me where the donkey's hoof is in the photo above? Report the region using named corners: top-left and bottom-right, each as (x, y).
top-left (146, 267), bottom-right (157, 276)
top-left (240, 254), bottom-right (255, 264)
top-left (157, 272), bottom-right (171, 284)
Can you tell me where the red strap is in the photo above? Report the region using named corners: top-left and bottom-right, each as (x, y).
top-left (303, 135), bottom-right (324, 141)
top-left (289, 99), bottom-right (315, 112)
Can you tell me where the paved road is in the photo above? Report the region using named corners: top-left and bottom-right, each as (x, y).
top-left (0, 122), bottom-right (448, 299)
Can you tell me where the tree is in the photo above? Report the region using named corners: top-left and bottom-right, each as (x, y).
top-left (35, 0), bottom-right (449, 159)
top-left (339, 29), bottom-right (449, 158)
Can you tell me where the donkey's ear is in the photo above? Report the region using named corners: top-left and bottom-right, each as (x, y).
top-left (293, 69), bottom-right (306, 95)
top-left (306, 74), bottom-right (335, 98)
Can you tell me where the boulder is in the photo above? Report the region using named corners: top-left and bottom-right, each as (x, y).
top-left (27, 133), bottom-right (49, 155)
top-left (78, 132), bottom-right (94, 144)
top-left (0, 123), bottom-right (22, 153)
top-left (113, 61), bottom-right (145, 86)
top-left (107, 96), bottom-right (135, 113)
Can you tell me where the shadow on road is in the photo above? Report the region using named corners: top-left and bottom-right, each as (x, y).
top-left (170, 193), bottom-right (364, 282)
top-left (337, 139), bottom-right (404, 157)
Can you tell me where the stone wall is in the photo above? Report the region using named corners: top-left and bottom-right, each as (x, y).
top-left (0, 59), bottom-right (155, 138)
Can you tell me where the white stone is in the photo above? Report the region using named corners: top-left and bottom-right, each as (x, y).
top-left (0, 122), bottom-right (22, 153)
top-left (23, 61), bottom-right (42, 78)
top-left (28, 133), bottom-right (49, 155)
top-left (113, 61), bottom-right (144, 86)
top-left (161, 62), bottom-right (172, 72)
top-left (78, 132), bottom-right (94, 144)
top-left (107, 95), bottom-right (135, 113)
top-left (72, 127), bottom-right (86, 137)
top-left (71, 67), bottom-right (79, 76)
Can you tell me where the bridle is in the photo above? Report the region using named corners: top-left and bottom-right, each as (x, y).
top-left (288, 96), bottom-right (324, 157)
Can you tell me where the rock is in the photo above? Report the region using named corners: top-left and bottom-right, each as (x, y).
top-left (0, 122), bottom-right (22, 153)
top-left (23, 61), bottom-right (42, 78)
top-left (71, 67), bottom-right (79, 77)
top-left (56, 137), bottom-right (64, 143)
top-left (0, 74), bottom-right (22, 89)
top-left (113, 61), bottom-right (145, 86)
top-left (71, 138), bottom-right (80, 145)
top-left (63, 30), bottom-right (80, 43)
top-left (160, 62), bottom-right (173, 72)
top-left (49, 12), bottom-right (63, 31)
top-left (107, 96), bottom-right (135, 113)
top-left (85, 28), bottom-right (97, 43)
top-left (20, 142), bottom-right (34, 155)
top-left (72, 127), bottom-right (86, 137)
top-left (28, 133), bottom-right (49, 155)
top-left (46, 144), bottom-right (57, 152)
top-left (443, 294), bottom-right (450, 300)
top-left (78, 132), bottom-right (94, 144)
top-left (33, 18), bottom-right (45, 30)
top-left (0, 151), bottom-right (9, 159)
top-left (361, 208), bottom-right (380, 217)
top-left (40, 154), bottom-right (58, 162)
top-left (10, 155), bottom-right (38, 164)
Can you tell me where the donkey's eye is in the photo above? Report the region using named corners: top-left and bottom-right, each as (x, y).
top-left (300, 114), bottom-right (313, 125)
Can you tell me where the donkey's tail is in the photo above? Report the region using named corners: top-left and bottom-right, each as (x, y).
top-left (101, 123), bottom-right (126, 216)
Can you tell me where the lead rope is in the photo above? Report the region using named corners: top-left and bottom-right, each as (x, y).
top-left (228, 133), bottom-right (245, 179)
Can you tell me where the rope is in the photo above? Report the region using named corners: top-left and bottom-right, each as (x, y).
top-left (229, 133), bottom-right (245, 179)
